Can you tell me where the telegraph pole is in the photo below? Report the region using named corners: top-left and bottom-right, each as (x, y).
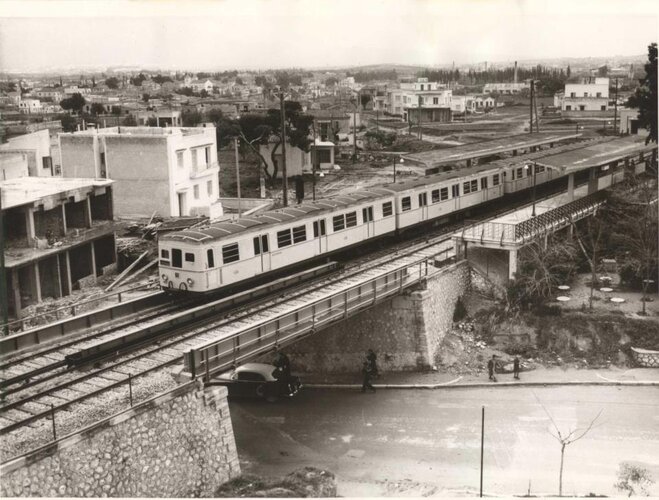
top-left (613, 77), bottom-right (619, 135)
top-left (279, 91), bottom-right (288, 207)
top-left (480, 406), bottom-right (485, 497)
top-left (529, 80), bottom-right (534, 134)
top-left (0, 186), bottom-right (8, 335)
top-left (234, 137), bottom-right (241, 218)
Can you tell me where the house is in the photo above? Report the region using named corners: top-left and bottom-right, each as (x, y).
top-left (1, 176), bottom-right (116, 318)
top-left (557, 77), bottom-right (610, 112)
top-left (0, 152), bottom-right (29, 181)
top-left (189, 79), bottom-right (214, 94)
top-left (59, 126), bottom-right (222, 219)
top-left (18, 99), bottom-right (43, 114)
top-left (483, 82), bottom-right (530, 94)
top-left (34, 88), bottom-right (63, 102)
top-left (134, 108), bottom-right (182, 127)
top-left (0, 129), bottom-right (56, 177)
top-left (618, 108), bottom-right (647, 136)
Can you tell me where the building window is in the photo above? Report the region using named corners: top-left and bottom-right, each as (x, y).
top-left (481, 177), bottom-right (488, 190)
top-left (345, 211), bottom-right (357, 227)
top-left (596, 92), bottom-right (602, 98)
top-left (185, 252), bottom-right (195, 263)
top-left (418, 192), bottom-right (427, 207)
top-left (492, 174), bottom-right (500, 186)
top-left (584, 92), bottom-right (589, 97)
top-left (207, 180), bottom-right (213, 197)
top-left (207, 249), bottom-right (215, 268)
top-left (565, 105), bottom-right (572, 111)
top-left (205, 146), bottom-right (211, 166)
top-left (362, 206), bottom-right (374, 222)
top-left (193, 184), bottom-right (199, 199)
top-left (433, 97), bottom-right (439, 105)
top-left (222, 243), bottom-right (240, 263)
top-left (176, 150), bottom-right (184, 168)
top-left (292, 225), bottom-right (307, 243)
top-left (401, 196), bottom-right (412, 211)
top-left (382, 201), bottom-right (393, 217)
top-left (277, 229), bottom-right (292, 248)
top-left (313, 219), bottom-right (326, 237)
top-left (579, 105), bottom-right (585, 111)
top-left (570, 92), bottom-right (576, 98)
top-left (333, 215), bottom-right (345, 232)
top-left (191, 149), bottom-right (198, 168)
top-left (601, 105), bottom-right (606, 111)
top-left (440, 187), bottom-right (449, 201)
top-left (452, 184), bottom-right (460, 197)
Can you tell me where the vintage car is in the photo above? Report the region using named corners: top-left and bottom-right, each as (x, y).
top-left (212, 363), bottom-right (301, 402)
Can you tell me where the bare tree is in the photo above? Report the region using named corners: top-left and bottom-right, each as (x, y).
top-left (535, 395), bottom-right (602, 496)
top-left (571, 213), bottom-right (606, 310)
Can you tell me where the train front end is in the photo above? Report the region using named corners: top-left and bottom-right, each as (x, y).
top-left (158, 240), bottom-right (209, 293)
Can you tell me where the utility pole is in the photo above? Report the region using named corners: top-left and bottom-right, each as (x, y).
top-left (234, 137), bottom-right (241, 218)
top-left (417, 95), bottom-right (422, 140)
top-left (279, 91), bottom-right (288, 207)
top-left (353, 95), bottom-right (357, 164)
top-left (0, 186), bottom-right (8, 335)
top-left (311, 121), bottom-right (317, 201)
top-left (613, 77), bottom-right (619, 135)
top-left (533, 80), bottom-right (541, 133)
top-left (480, 406), bottom-right (485, 497)
top-left (529, 80), bottom-right (534, 134)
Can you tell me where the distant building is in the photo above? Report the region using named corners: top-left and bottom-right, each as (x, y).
top-left (384, 79), bottom-right (452, 121)
top-left (558, 77), bottom-right (610, 112)
top-left (134, 108), bottom-right (182, 127)
top-left (2, 176), bottom-right (116, 318)
top-left (618, 108), bottom-right (647, 136)
top-left (483, 82), bottom-right (530, 94)
top-left (0, 130), bottom-right (56, 177)
top-left (18, 98), bottom-right (43, 114)
top-left (59, 126), bottom-right (222, 219)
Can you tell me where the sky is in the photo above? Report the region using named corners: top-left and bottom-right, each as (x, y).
top-left (0, 0), bottom-right (657, 73)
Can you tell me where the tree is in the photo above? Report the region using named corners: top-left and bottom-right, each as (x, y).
top-left (235, 77), bottom-right (243, 85)
top-left (176, 86), bottom-right (195, 97)
top-left (142, 93), bottom-right (150, 103)
top-left (566, 65), bottom-right (571, 79)
top-left (146, 117), bottom-right (158, 127)
top-left (130, 73), bottom-right (147, 86)
top-left (325, 76), bottom-right (338, 87)
top-left (152, 74), bottom-right (172, 84)
top-left (89, 103), bottom-right (106, 116)
top-left (105, 77), bottom-right (119, 89)
top-left (200, 89), bottom-right (209, 98)
top-left (537, 397), bottom-right (602, 497)
top-left (182, 110), bottom-right (202, 127)
top-left (58, 113), bottom-right (77, 132)
top-left (571, 214), bottom-right (607, 310)
top-left (615, 463), bottom-right (655, 497)
top-left (122, 114), bottom-right (137, 126)
top-left (60, 93), bottom-right (86, 114)
top-left (627, 43), bottom-right (657, 144)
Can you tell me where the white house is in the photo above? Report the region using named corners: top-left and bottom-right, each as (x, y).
top-left (558, 78), bottom-right (610, 112)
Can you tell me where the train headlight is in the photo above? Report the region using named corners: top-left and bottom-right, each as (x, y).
top-left (186, 278), bottom-right (194, 286)
top-left (161, 274), bottom-right (167, 281)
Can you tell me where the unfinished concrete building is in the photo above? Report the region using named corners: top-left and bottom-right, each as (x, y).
top-left (2, 177), bottom-right (116, 319)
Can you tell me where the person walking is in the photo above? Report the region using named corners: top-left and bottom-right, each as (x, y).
top-left (366, 349), bottom-right (379, 378)
top-left (513, 356), bottom-right (520, 380)
top-left (487, 355), bottom-right (497, 382)
top-left (274, 348), bottom-right (293, 393)
top-left (361, 361), bottom-right (376, 393)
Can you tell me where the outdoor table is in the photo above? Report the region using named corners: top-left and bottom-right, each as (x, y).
top-left (556, 296), bottom-right (571, 302)
top-left (610, 297), bottom-right (625, 304)
top-left (599, 287), bottom-right (613, 293)
top-left (557, 285), bottom-right (570, 291)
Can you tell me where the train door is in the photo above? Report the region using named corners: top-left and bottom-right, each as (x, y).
top-left (254, 234), bottom-right (271, 272)
top-left (418, 192), bottom-right (429, 221)
top-left (480, 177), bottom-right (489, 202)
top-left (362, 206), bottom-right (375, 238)
top-left (313, 219), bottom-right (327, 255)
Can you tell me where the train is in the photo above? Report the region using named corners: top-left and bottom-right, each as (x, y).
top-left (158, 148), bottom-right (649, 294)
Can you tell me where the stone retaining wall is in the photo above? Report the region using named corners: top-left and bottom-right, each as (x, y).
top-left (281, 261), bottom-right (470, 373)
top-left (0, 383), bottom-right (240, 497)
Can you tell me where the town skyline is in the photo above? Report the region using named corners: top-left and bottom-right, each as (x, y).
top-left (1, 0), bottom-right (657, 73)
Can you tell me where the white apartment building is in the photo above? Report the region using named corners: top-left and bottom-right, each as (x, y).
top-left (386, 79), bottom-right (453, 120)
top-left (483, 82), bottom-right (530, 94)
top-left (59, 126), bottom-right (222, 219)
top-left (0, 129), bottom-right (55, 177)
top-left (18, 99), bottom-right (43, 114)
top-left (559, 77), bottom-right (610, 112)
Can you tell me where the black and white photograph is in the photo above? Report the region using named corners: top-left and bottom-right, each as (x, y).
top-left (0, 0), bottom-right (657, 497)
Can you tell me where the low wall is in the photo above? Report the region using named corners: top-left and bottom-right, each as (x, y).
top-left (0, 383), bottom-right (240, 497)
top-left (281, 261), bottom-right (470, 373)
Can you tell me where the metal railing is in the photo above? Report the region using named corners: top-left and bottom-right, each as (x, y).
top-left (184, 249), bottom-right (454, 381)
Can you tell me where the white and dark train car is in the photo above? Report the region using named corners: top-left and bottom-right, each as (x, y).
top-left (158, 188), bottom-right (396, 292)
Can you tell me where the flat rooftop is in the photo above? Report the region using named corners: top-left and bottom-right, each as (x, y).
top-left (0, 177), bottom-right (113, 210)
top-left (61, 126), bottom-right (211, 138)
top-left (535, 135), bottom-right (657, 173)
top-left (403, 132), bottom-right (580, 168)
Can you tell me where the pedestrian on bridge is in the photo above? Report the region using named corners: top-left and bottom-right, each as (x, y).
top-left (361, 361), bottom-right (376, 393)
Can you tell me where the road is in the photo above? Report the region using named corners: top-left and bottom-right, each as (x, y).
top-left (229, 386), bottom-right (659, 497)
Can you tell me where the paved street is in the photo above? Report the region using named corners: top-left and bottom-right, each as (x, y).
top-left (230, 386), bottom-right (659, 497)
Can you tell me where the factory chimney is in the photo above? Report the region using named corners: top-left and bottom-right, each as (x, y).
top-left (514, 61), bottom-right (518, 84)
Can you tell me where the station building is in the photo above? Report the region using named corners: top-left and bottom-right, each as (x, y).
top-left (59, 126), bottom-right (223, 219)
top-left (2, 176), bottom-right (116, 319)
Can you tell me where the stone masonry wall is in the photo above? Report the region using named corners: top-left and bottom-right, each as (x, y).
top-left (0, 384), bottom-right (240, 498)
top-left (283, 261), bottom-right (470, 373)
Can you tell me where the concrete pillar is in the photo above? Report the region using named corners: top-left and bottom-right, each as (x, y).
top-left (61, 204), bottom-right (68, 234)
top-left (84, 197), bottom-right (93, 228)
top-left (508, 249), bottom-right (518, 280)
top-left (55, 255), bottom-right (63, 297)
top-left (567, 173), bottom-right (575, 201)
top-left (587, 167), bottom-right (598, 195)
top-left (64, 251), bottom-right (73, 293)
top-left (10, 269), bottom-right (22, 319)
top-left (33, 262), bottom-right (42, 303)
top-left (90, 242), bottom-right (98, 277)
top-left (25, 207), bottom-right (36, 246)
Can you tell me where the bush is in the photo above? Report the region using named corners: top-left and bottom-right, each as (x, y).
top-left (453, 296), bottom-right (468, 322)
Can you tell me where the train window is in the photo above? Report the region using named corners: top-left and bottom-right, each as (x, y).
top-left (313, 220), bottom-right (326, 237)
top-left (362, 206), bottom-right (374, 222)
top-left (333, 215), bottom-right (345, 232)
top-left (346, 212), bottom-right (357, 227)
top-left (536, 165), bottom-right (545, 173)
top-left (463, 181), bottom-right (472, 194)
top-left (185, 252), bottom-right (195, 263)
top-left (172, 249), bottom-right (182, 268)
top-left (440, 187), bottom-right (449, 201)
top-left (431, 189), bottom-right (440, 203)
top-left (382, 201), bottom-right (393, 217)
top-left (254, 236), bottom-right (261, 255)
top-left (515, 167), bottom-right (524, 178)
top-left (222, 243), bottom-right (240, 263)
top-left (254, 235), bottom-right (269, 255)
top-left (481, 177), bottom-right (488, 190)
top-left (277, 229), bottom-right (292, 248)
top-left (471, 180), bottom-right (478, 192)
top-left (207, 249), bottom-right (215, 268)
top-left (401, 197), bottom-right (411, 211)
top-left (492, 174), bottom-right (500, 186)
top-left (418, 192), bottom-right (428, 207)
top-left (161, 249), bottom-right (170, 259)
top-left (292, 225), bottom-right (307, 243)
top-left (451, 184), bottom-right (460, 197)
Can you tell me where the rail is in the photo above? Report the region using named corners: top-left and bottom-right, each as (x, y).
top-left (184, 248), bottom-right (453, 380)
top-left (1, 280), bottom-right (158, 334)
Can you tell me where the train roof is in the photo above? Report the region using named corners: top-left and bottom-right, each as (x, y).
top-left (161, 187), bottom-right (394, 243)
top-left (383, 163), bottom-right (502, 192)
